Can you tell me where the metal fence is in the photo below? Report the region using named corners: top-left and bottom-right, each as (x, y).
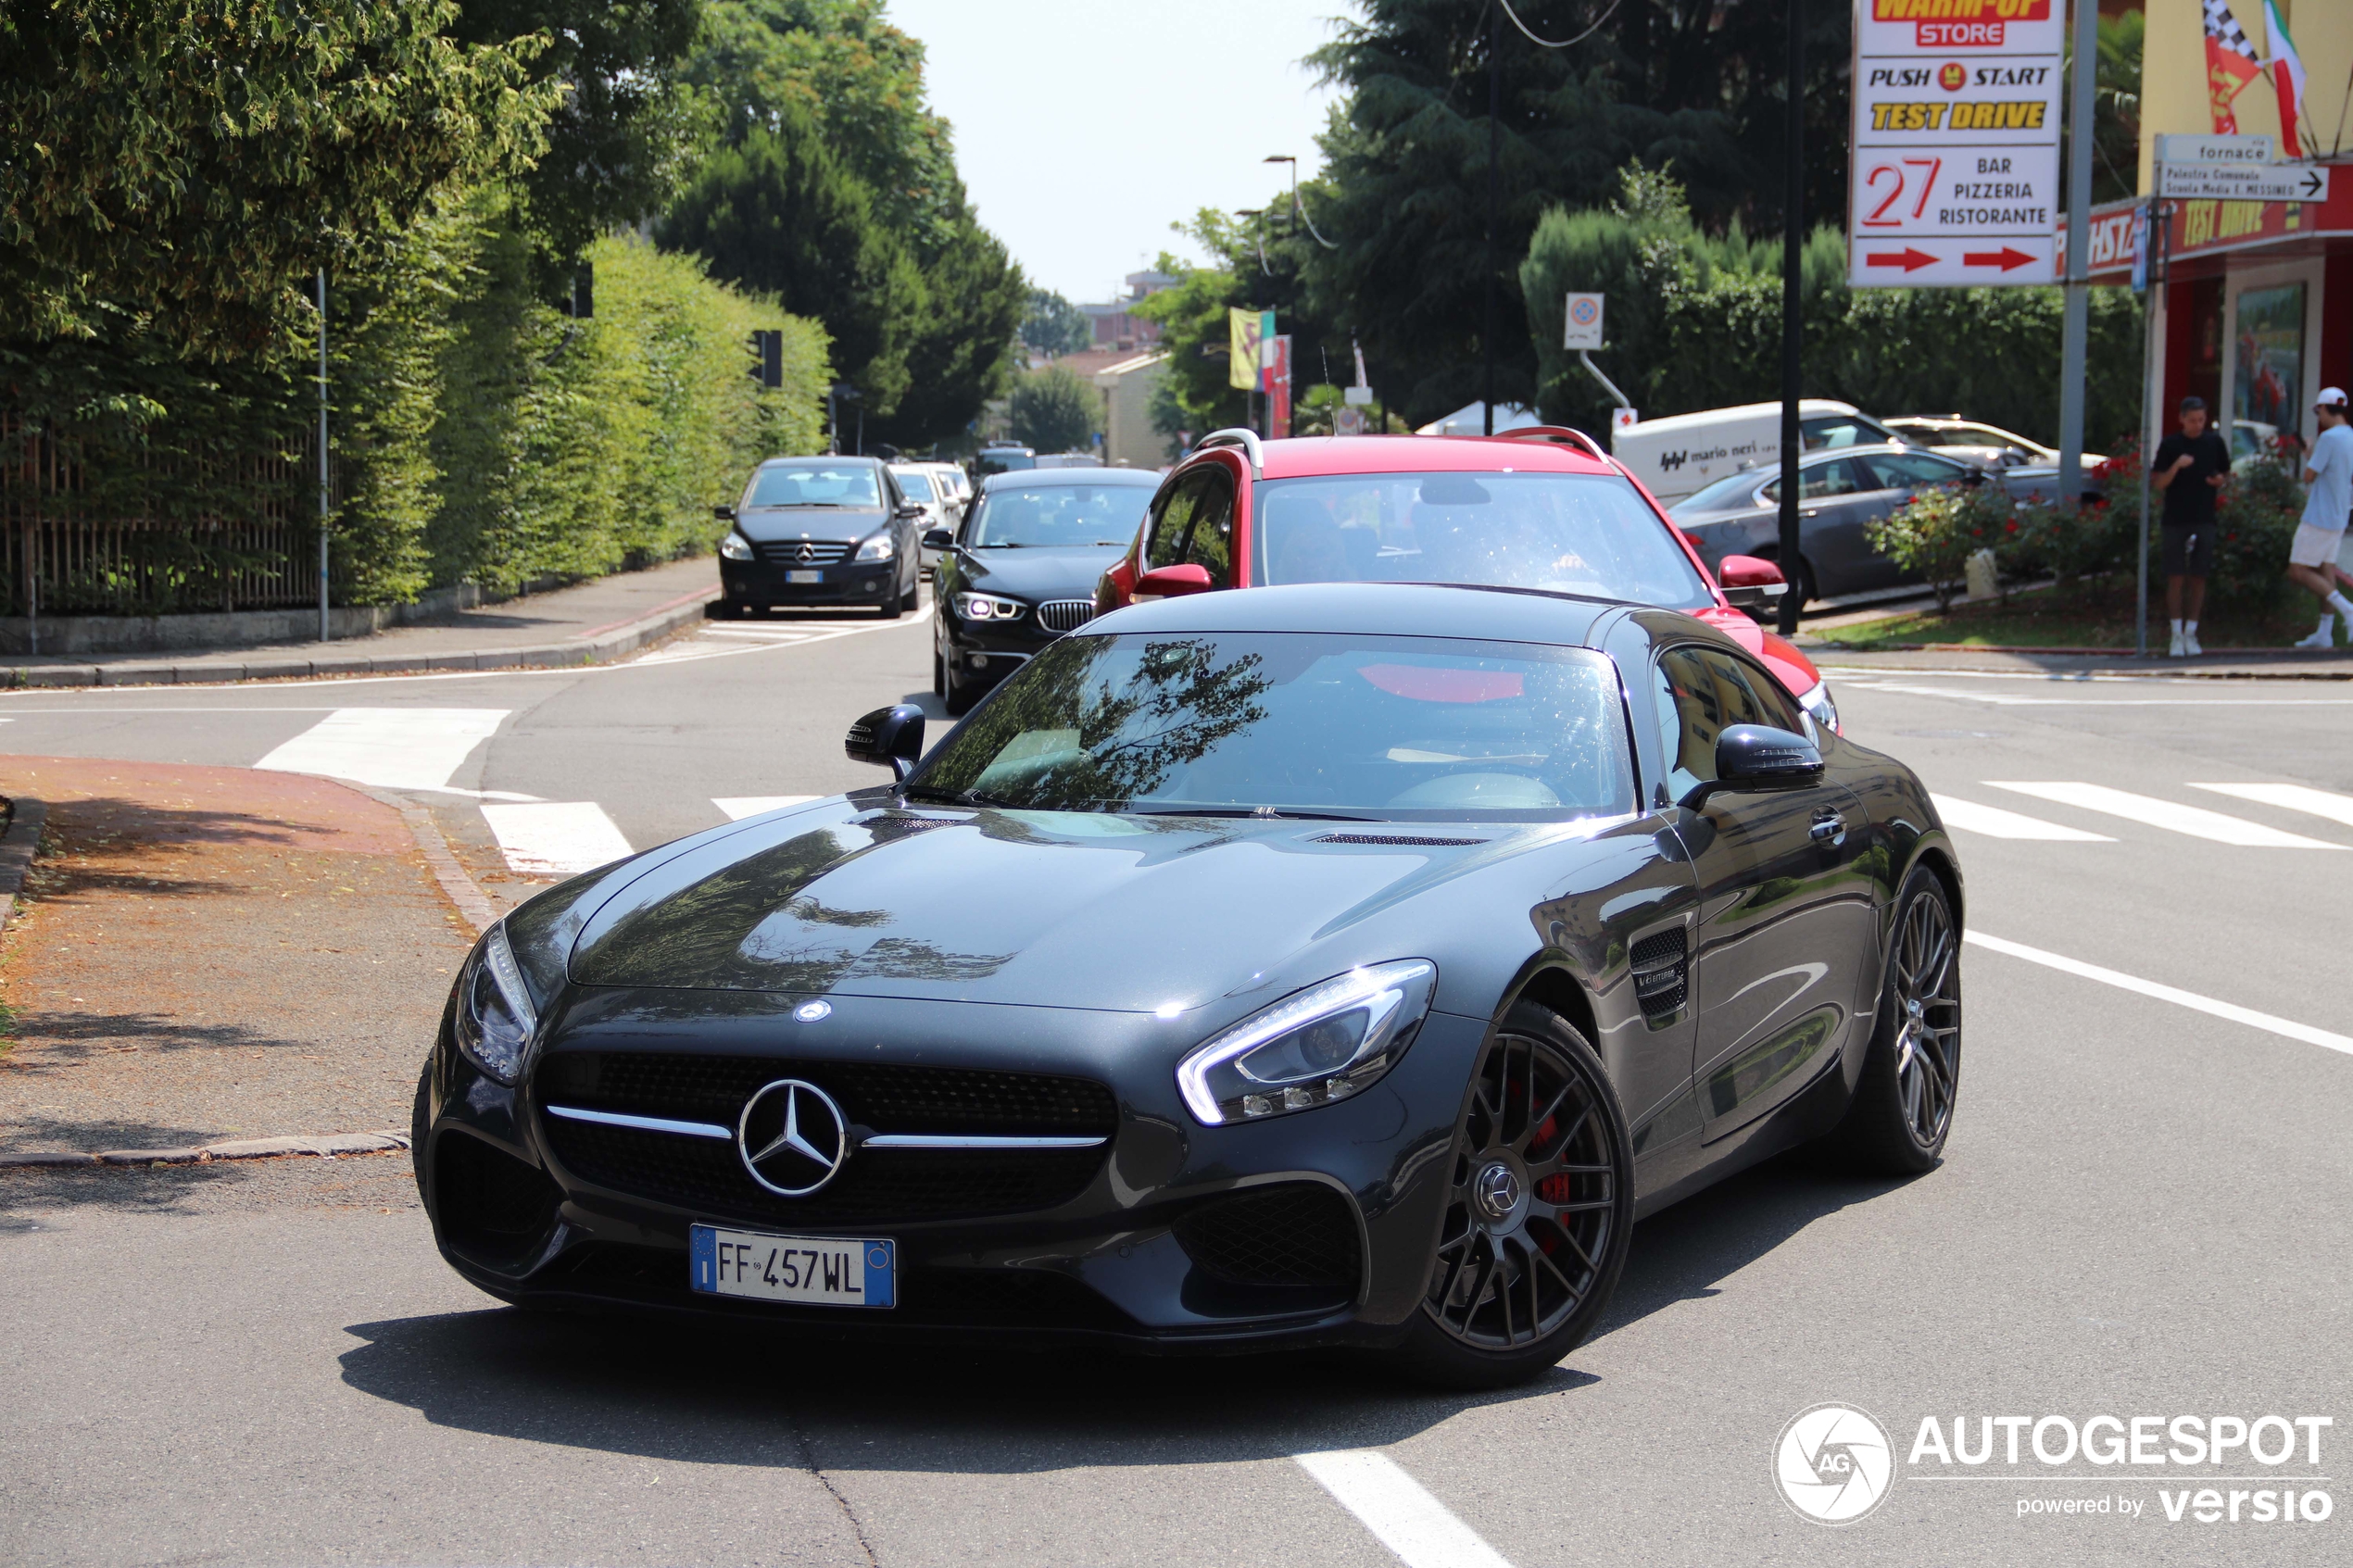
top-left (1, 412), bottom-right (330, 620)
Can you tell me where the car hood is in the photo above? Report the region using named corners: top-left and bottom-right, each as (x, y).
top-left (564, 800), bottom-right (1570, 1011)
top-left (952, 545), bottom-right (1127, 601)
top-left (737, 507), bottom-right (887, 542)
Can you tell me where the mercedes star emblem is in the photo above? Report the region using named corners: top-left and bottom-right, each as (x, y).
top-left (796, 541), bottom-right (816, 563)
top-left (1474, 1160), bottom-right (1522, 1221)
top-left (737, 1079), bottom-right (849, 1197)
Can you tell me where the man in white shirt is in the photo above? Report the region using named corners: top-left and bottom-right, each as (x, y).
top-left (2290, 389), bottom-right (2353, 649)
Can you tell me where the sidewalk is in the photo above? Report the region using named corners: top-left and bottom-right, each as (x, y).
top-left (0, 757), bottom-right (470, 1160)
top-left (1797, 642), bottom-right (2353, 679)
top-left (0, 556), bottom-right (721, 688)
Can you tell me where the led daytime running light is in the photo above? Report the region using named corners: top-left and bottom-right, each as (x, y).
top-left (1176, 960), bottom-right (1435, 1126)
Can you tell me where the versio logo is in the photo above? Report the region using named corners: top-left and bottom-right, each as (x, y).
top-left (1776, 1404), bottom-right (1896, 1524)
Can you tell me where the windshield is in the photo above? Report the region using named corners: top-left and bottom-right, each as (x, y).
top-left (749, 463), bottom-right (882, 508)
top-left (893, 470), bottom-right (936, 501)
top-left (968, 483), bottom-right (1153, 548)
top-left (1252, 471), bottom-right (1714, 611)
top-left (1673, 469), bottom-right (1770, 514)
top-left (910, 632), bottom-right (1636, 822)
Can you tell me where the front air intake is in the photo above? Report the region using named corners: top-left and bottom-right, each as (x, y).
top-left (1629, 927), bottom-right (1689, 1022)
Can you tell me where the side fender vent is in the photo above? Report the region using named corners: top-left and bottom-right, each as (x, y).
top-left (1629, 927), bottom-right (1689, 1022)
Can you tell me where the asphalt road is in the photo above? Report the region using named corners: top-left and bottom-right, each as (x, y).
top-left (3, 596), bottom-right (2348, 1566)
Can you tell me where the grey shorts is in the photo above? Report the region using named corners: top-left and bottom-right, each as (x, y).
top-left (2161, 523), bottom-right (2213, 578)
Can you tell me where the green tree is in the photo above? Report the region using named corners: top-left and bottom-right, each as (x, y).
top-left (659, 107), bottom-right (920, 415)
top-left (0, 0), bottom-right (553, 348)
top-left (1022, 290), bottom-right (1092, 357)
top-left (1007, 365), bottom-right (1101, 454)
top-left (870, 222), bottom-right (1026, 450)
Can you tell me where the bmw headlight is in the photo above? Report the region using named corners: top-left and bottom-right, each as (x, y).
top-left (954, 592), bottom-right (1025, 621)
top-left (1797, 677), bottom-right (1841, 737)
top-left (718, 531), bottom-right (753, 561)
top-left (1176, 960), bottom-right (1436, 1125)
top-left (854, 533), bottom-right (896, 561)
top-left (452, 922), bottom-right (540, 1085)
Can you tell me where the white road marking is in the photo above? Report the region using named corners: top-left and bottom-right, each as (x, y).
top-left (1984, 782), bottom-right (2347, 849)
top-left (480, 802), bottom-right (635, 876)
top-left (1860, 684), bottom-right (2353, 706)
top-left (1966, 932), bottom-right (2353, 1059)
top-left (254, 708), bottom-right (508, 791)
top-left (1294, 1450), bottom-right (1516, 1568)
top-left (698, 627), bottom-right (817, 642)
top-left (711, 797), bottom-right (823, 820)
top-left (2189, 782), bottom-right (2353, 831)
top-left (1930, 794), bottom-right (2113, 842)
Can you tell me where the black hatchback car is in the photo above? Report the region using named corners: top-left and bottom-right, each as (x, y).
top-left (930, 467), bottom-right (1159, 713)
top-left (715, 456), bottom-right (925, 618)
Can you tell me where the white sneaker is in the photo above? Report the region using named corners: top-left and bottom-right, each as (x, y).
top-left (2295, 624), bottom-right (2336, 649)
top-left (2168, 629), bottom-right (2186, 657)
top-left (2183, 628), bottom-right (2203, 657)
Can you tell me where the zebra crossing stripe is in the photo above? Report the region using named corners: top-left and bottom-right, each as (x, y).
top-left (1293, 1449), bottom-right (1517, 1568)
top-left (1931, 794), bottom-right (2112, 842)
top-left (480, 802), bottom-right (635, 876)
top-left (2188, 782), bottom-right (2353, 831)
top-left (255, 708), bottom-right (508, 792)
top-left (1984, 782), bottom-right (2348, 849)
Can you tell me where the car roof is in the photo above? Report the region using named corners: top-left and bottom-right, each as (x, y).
top-left (979, 467), bottom-right (1159, 489)
top-left (1618, 399), bottom-right (1860, 435)
top-left (761, 454), bottom-right (880, 467)
top-left (1087, 581), bottom-right (1617, 646)
top-left (1251, 433), bottom-right (1623, 482)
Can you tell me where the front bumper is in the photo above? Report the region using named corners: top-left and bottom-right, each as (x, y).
top-left (938, 610), bottom-right (1072, 690)
top-left (416, 987), bottom-right (1482, 1351)
top-left (721, 558), bottom-right (897, 606)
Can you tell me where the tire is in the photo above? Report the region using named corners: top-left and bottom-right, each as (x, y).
top-left (1391, 1002), bottom-right (1635, 1389)
top-left (409, 1060), bottom-right (432, 1198)
top-left (933, 647), bottom-right (947, 699)
top-left (1782, 554), bottom-right (1818, 612)
top-left (944, 664), bottom-right (976, 716)
top-left (878, 588), bottom-right (903, 620)
top-left (1820, 864), bottom-right (1961, 1174)
top-left (900, 569), bottom-right (919, 611)
top-left (707, 599), bottom-right (744, 621)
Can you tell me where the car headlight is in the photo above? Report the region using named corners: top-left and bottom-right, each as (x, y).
top-left (854, 533), bottom-right (896, 561)
top-left (1797, 677), bottom-right (1841, 737)
top-left (452, 922), bottom-right (539, 1085)
top-left (954, 592), bottom-right (1025, 621)
top-left (1176, 960), bottom-right (1436, 1126)
top-left (718, 531), bottom-right (753, 561)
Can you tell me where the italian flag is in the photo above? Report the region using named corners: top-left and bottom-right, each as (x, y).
top-left (2265, 0), bottom-right (2309, 157)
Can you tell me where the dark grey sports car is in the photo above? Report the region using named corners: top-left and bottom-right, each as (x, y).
top-left (416, 583), bottom-right (1963, 1386)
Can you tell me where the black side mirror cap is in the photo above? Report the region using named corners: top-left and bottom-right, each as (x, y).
top-left (1680, 724), bottom-right (1824, 809)
top-left (895, 501), bottom-right (926, 520)
top-left (846, 704), bottom-right (925, 781)
top-left (922, 526), bottom-right (954, 552)
top-left (713, 504), bottom-right (736, 521)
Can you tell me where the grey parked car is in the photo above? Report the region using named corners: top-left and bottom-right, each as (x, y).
top-left (1667, 444), bottom-right (2095, 608)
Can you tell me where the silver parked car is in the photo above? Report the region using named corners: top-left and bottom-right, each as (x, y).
top-left (1667, 444), bottom-right (2095, 608)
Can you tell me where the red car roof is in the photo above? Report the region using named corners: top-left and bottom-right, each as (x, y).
top-left (1257, 433), bottom-right (1619, 481)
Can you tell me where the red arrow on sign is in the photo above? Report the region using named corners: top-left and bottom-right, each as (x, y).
top-left (1866, 248), bottom-right (1938, 271)
top-left (1962, 247), bottom-right (2036, 270)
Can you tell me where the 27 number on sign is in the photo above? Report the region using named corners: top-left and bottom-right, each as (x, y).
top-left (1859, 158), bottom-right (1942, 226)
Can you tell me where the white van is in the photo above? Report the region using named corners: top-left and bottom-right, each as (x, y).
top-left (1610, 399), bottom-right (1906, 506)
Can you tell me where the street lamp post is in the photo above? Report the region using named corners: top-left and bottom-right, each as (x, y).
top-left (1776, 0), bottom-right (1805, 637)
top-left (1484, 0), bottom-right (1501, 436)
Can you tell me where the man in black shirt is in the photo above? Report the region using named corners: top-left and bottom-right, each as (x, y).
top-left (2151, 395), bottom-right (2230, 657)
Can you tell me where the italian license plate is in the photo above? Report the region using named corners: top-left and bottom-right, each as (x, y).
top-left (689, 1223), bottom-right (895, 1308)
top-left (785, 570), bottom-right (824, 583)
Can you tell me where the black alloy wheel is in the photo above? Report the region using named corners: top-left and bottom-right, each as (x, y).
top-left (933, 646), bottom-right (947, 699)
top-left (1823, 864), bottom-right (1961, 1173)
top-left (1397, 1002), bottom-right (1633, 1388)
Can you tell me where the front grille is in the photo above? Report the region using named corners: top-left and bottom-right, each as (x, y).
top-left (754, 540), bottom-right (852, 566)
top-left (1036, 598), bottom-right (1097, 633)
top-left (1629, 927), bottom-right (1689, 1021)
top-left (549, 1243), bottom-right (1136, 1331)
top-left (1310, 834), bottom-right (1488, 847)
top-left (535, 1052), bottom-right (1117, 1224)
top-left (1173, 1183), bottom-right (1363, 1290)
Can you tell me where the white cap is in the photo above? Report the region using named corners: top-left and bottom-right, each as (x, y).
top-left (2321, 387), bottom-right (2350, 408)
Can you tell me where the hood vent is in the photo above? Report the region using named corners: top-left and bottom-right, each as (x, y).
top-left (1309, 833), bottom-right (1488, 847)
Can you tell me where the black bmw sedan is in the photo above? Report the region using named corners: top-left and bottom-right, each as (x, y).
top-left (714, 456), bottom-right (925, 618)
top-left (416, 583), bottom-right (1962, 1386)
top-left (930, 467), bottom-right (1160, 713)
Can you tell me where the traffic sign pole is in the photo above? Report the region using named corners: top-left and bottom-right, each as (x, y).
top-left (2057, 0), bottom-right (2095, 507)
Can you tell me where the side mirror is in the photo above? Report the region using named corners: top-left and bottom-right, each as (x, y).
top-left (1680, 724), bottom-right (1823, 809)
top-left (922, 526), bottom-right (954, 553)
top-left (713, 504), bottom-right (736, 521)
top-left (895, 501), bottom-right (926, 520)
top-left (1717, 554), bottom-right (1787, 611)
top-left (846, 704), bottom-right (925, 781)
top-left (1134, 563), bottom-right (1214, 600)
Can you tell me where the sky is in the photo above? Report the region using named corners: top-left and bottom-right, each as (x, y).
top-left (886, 0), bottom-right (1349, 305)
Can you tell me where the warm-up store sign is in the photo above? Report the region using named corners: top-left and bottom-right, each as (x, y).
top-left (1848, 0), bottom-right (2064, 287)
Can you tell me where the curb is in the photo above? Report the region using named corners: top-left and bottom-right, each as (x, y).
top-left (0, 1130), bottom-right (410, 1169)
top-left (0, 796), bottom-right (47, 935)
top-left (0, 584), bottom-right (717, 690)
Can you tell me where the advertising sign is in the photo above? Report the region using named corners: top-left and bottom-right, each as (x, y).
top-left (1563, 293), bottom-right (1604, 350)
top-left (2158, 163), bottom-right (2330, 203)
top-left (1848, 0), bottom-right (2064, 287)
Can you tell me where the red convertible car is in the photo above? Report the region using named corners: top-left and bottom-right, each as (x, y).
top-left (1094, 427), bottom-right (1839, 734)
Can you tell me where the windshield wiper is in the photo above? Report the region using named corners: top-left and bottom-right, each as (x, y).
top-left (972, 540), bottom-right (1027, 547)
top-left (900, 784), bottom-right (1018, 809)
top-left (1122, 805), bottom-right (1380, 822)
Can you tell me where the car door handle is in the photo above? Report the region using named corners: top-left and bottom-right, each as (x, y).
top-left (1800, 508), bottom-right (1820, 518)
top-left (1809, 810), bottom-right (1846, 845)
